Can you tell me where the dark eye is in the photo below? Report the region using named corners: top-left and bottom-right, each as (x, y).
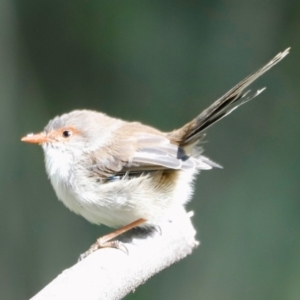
top-left (62, 130), bottom-right (72, 138)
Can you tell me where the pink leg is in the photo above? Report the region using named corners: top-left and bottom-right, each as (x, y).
top-left (81, 218), bottom-right (147, 259)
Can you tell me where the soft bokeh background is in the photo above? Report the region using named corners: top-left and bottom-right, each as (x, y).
top-left (1, 1), bottom-right (299, 299)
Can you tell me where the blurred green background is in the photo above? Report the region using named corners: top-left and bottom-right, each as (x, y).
top-left (1, 0), bottom-right (299, 299)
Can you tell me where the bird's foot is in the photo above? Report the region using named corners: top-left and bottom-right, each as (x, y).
top-left (78, 218), bottom-right (147, 261)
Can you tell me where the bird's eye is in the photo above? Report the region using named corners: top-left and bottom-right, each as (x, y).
top-left (62, 130), bottom-right (72, 138)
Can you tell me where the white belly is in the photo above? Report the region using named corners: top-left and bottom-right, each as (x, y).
top-left (50, 169), bottom-right (196, 228)
top-left (44, 142), bottom-right (197, 228)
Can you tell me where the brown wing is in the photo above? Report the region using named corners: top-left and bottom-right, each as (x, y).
top-left (84, 128), bottom-right (217, 179)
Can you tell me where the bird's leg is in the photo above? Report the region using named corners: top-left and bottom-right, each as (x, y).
top-left (80, 218), bottom-right (147, 260)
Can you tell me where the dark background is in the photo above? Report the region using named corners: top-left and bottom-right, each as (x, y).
top-left (1, 1), bottom-right (299, 299)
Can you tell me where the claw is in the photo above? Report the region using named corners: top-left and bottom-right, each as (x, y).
top-left (78, 239), bottom-right (129, 261)
top-left (78, 218), bottom-right (146, 260)
top-left (152, 225), bottom-right (162, 235)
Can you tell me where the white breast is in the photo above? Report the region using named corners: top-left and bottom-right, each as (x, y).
top-left (43, 145), bottom-right (85, 215)
top-left (42, 144), bottom-right (198, 229)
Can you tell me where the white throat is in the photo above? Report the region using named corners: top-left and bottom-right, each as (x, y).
top-left (43, 145), bottom-right (75, 182)
top-left (42, 144), bottom-right (79, 211)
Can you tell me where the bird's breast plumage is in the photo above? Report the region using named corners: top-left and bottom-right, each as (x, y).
top-left (45, 143), bottom-right (198, 228)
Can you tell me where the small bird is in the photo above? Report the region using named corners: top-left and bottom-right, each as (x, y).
top-left (22, 49), bottom-right (289, 257)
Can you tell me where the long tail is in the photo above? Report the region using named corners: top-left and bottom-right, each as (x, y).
top-left (170, 48), bottom-right (290, 146)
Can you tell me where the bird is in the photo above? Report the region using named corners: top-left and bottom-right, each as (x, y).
top-left (21, 48), bottom-right (289, 257)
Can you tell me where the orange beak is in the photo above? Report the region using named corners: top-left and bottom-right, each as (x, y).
top-left (21, 132), bottom-right (49, 144)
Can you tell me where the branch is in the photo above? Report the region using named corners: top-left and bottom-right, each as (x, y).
top-left (30, 208), bottom-right (198, 300)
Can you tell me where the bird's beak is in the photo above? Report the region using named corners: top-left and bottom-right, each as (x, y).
top-left (21, 132), bottom-right (49, 144)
